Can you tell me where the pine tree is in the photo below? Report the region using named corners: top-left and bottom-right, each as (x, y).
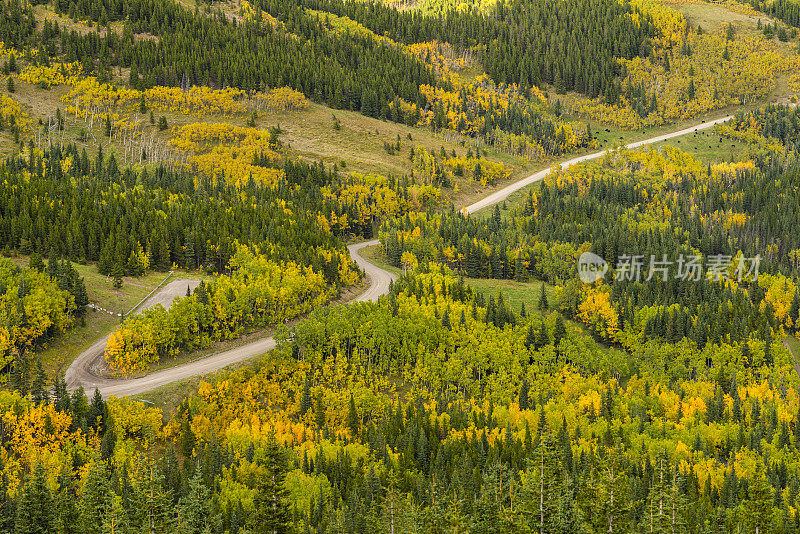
top-left (553, 314), bottom-right (567, 347)
top-left (178, 464), bottom-right (210, 534)
top-left (593, 447), bottom-right (630, 534)
top-left (314, 393), bottom-right (326, 431)
top-left (299, 376), bottom-right (312, 417)
top-left (252, 439), bottom-right (292, 534)
top-left (519, 429), bottom-right (559, 533)
top-left (87, 388), bottom-right (107, 433)
top-left (31, 360), bottom-right (48, 404)
top-left (81, 458), bottom-right (111, 534)
top-left (741, 462), bottom-right (774, 534)
top-left (538, 284), bottom-right (548, 310)
top-left (519, 378), bottom-right (530, 411)
top-left (102, 495), bottom-right (130, 534)
top-left (790, 291), bottom-right (800, 332)
top-left (644, 456), bottom-right (671, 533)
top-left (15, 464), bottom-right (56, 534)
top-left (347, 393), bottom-right (360, 437)
top-left (134, 459), bottom-right (173, 534)
top-left (0, 468), bottom-right (13, 534)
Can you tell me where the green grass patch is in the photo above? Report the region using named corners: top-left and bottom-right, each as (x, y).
top-left (784, 336), bottom-right (800, 358)
top-left (359, 244), bottom-right (556, 317)
top-left (651, 128), bottom-right (754, 163)
top-left (8, 254), bottom-right (206, 377)
top-left (464, 277), bottom-right (556, 317)
top-left (673, 2), bottom-right (767, 35)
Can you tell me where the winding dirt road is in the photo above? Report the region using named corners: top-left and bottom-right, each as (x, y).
top-left (65, 241), bottom-right (397, 397)
top-left (463, 115), bottom-right (734, 214)
top-left (67, 114), bottom-right (737, 397)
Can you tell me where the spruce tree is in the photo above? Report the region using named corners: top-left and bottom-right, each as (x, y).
top-left (179, 464), bottom-right (210, 534)
top-left (742, 462), bottom-right (774, 534)
top-left (0, 468), bottom-right (13, 534)
top-left (519, 378), bottom-right (530, 411)
top-left (538, 284), bottom-right (549, 310)
top-left (81, 458), bottom-right (111, 534)
top-left (15, 464), bottom-right (56, 534)
top-left (102, 495), bottom-right (130, 534)
top-left (553, 314), bottom-right (567, 347)
top-left (299, 376), bottom-right (312, 417)
top-left (252, 439), bottom-right (292, 534)
top-left (347, 393), bottom-right (360, 438)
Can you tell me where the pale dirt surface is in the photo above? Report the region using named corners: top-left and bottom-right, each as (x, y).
top-left (64, 278), bottom-right (201, 395)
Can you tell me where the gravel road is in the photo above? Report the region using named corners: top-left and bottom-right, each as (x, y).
top-left (65, 245), bottom-right (395, 397)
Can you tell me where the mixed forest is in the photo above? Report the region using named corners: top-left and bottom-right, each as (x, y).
top-left (1, 0), bottom-right (800, 532)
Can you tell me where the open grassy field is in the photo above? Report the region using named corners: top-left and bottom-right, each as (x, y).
top-left (785, 336), bottom-right (800, 357)
top-left (650, 127), bottom-right (753, 162)
top-left (464, 277), bottom-right (557, 317)
top-left (672, 1), bottom-right (768, 34)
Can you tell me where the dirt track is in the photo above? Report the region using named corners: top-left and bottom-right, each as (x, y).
top-left (463, 115), bottom-right (735, 213)
top-left (65, 244), bottom-right (396, 397)
top-left (64, 278), bottom-right (201, 395)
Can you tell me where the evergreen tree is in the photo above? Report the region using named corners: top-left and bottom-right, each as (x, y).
top-left (178, 464), bottom-right (210, 534)
top-left (347, 393), bottom-right (360, 437)
top-left (15, 464), bottom-right (56, 534)
top-left (553, 314), bottom-right (567, 347)
top-left (81, 458), bottom-right (111, 534)
top-left (31, 360), bottom-right (48, 405)
top-left (538, 284), bottom-right (549, 311)
top-left (741, 462), bottom-right (774, 534)
top-left (251, 439), bottom-right (292, 534)
top-left (0, 468), bottom-right (13, 534)
top-left (133, 459), bottom-right (173, 534)
top-left (102, 495), bottom-right (130, 534)
top-left (519, 378), bottom-right (530, 411)
top-left (300, 376), bottom-right (313, 417)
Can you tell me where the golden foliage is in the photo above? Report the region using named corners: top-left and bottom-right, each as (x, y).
top-left (19, 62), bottom-right (81, 88)
top-left (170, 122), bottom-right (284, 187)
top-left (576, 30), bottom-right (792, 129)
top-left (105, 246), bottom-right (333, 374)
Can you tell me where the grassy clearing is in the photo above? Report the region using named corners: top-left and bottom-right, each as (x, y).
top-left (360, 243), bottom-right (557, 317)
top-left (7, 254), bottom-right (206, 377)
top-left (650, 128), bottom-right (753, 163)
top-left (672, 2), bottom-right (769, 35)
top-left (464, 277), bottom-right (557, 317)
top-left (1, 76), bottom-right (532, 208)
top-left (37, 264), bottom-right (204, 377)
top-left (785, 336), bottom-right (800, 357)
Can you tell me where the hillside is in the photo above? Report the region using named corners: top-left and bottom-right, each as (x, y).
top-left (2, 0), bottom-right (800, 533)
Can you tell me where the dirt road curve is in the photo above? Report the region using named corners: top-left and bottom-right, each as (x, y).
top-left (65, 243), bottom-right (396, 397)
top-left (67, 114), bottom-right (739, 397)
top-left (65, 279), bottom-right (201, 395)
top-left (348, 240), bottom-right (397, 303)
top-left (463, 115), bottom-right (734, 214)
